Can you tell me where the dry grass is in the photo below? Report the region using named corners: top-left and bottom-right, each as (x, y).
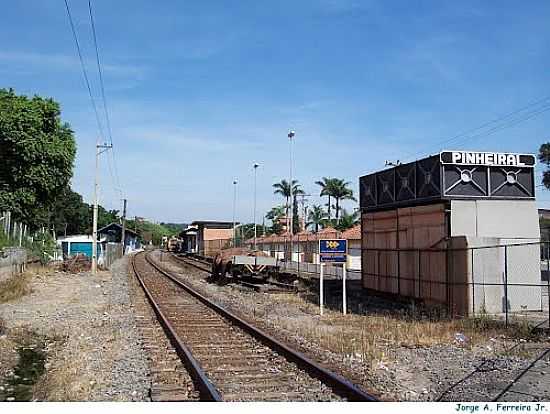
top-left (0, 272), bottom-right (33, 303)
top-left (267, 293), bottom-right (528, 368)
top-left (33, 333), bottom-right (95, 401)
top-left (33, 324), bottom-right (120, 401)
top-left (0, 316), bottom-right (5, 335)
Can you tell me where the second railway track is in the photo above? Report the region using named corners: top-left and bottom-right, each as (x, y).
top-left (132, 250), bottom-right (378, 402)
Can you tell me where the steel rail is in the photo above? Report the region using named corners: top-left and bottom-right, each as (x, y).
top-left (146, 251), bottom-right (378, 402)
top-left (131, 252), bottom-right (222, 401)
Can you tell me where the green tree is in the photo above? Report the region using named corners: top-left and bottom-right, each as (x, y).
top-left (273, 179), bottom-right (304, 233)
top-left (0, 88), bottom-right (76, 229)
top-left (330, 178), bottom-right (357, 221)
top-left (539, 143), bottom-right (550, 189)
top-left (335, 208), bottom-right (359, 231)
top-left (315, 177), bottom-right (334, 219)
top-left (307, 204), bottom-right (327, 233)
top-left (265, 205), bottom-right (285, 234)
top-left (93, 206), bottom-right (120, 232)
top-left (49, 186), bottom-right (90, 236)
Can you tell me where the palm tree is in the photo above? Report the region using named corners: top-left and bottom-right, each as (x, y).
top-left (273, 179), bottom-right (304, 233)
top-left (265, 205), bottom-right (285, 234)
top-left (315, 177), bottom-right (334, 219)
top-left (335, 208), bottom-right (359, 231)
top-left (331, 179), bottom-right (357, 221)
top-left (306, 204), bottom-right (327, 233)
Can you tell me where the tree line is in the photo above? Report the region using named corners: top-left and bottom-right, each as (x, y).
top-left (0, 88), bottom-right (176, 245)
top-left (265, 177), bottom-right (358, 235)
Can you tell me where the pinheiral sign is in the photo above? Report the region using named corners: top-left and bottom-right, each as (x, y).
top-left (440, 151), bottom-right (536, 167)
top-left (359, 150), bottom-right (536, 212)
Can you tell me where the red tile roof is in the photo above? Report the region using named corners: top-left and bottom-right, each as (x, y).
top-left (341, 224), bottom-right (361, 240)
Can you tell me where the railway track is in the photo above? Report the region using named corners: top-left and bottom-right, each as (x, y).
top-left (132, 250), bottom-right (378, 402)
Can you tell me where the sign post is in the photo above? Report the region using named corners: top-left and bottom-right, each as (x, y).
top-left (342, 262), bottom-right (347, 315)
top-left (319, 239), bottom-right (348, 316)
top-left (320, 262), bottom-right (324, 316)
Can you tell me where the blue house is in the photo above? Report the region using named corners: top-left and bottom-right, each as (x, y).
top-left (98, 223), bottom-right (140, 254)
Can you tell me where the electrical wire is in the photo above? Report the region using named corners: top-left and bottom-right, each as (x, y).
top-left (403, 94), bottom-right (550, 162)
top-left (63, 0), bottom-right (105, 141)
top-left (88, 0), bottom-right (124, 201)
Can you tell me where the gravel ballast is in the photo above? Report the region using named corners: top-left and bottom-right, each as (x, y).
top-left (0, 256), bottom-right (150, 401)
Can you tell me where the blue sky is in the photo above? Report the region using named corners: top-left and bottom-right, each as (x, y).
top-left (1, 1), bottom-right (550, 223)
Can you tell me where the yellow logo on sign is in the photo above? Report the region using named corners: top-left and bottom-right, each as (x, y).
top-left (327, 241), bottom-right (340, 249)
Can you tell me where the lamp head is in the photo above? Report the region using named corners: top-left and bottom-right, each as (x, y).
top-left (253, 162), bottom-right (260, 169)
top-left (288, 130), bottom-right (295, 138)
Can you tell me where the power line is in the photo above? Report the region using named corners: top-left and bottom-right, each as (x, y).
top-left (88, 0), bottom-right (123, 198)
top-left (88, 0), bottom-right (113, 145)
top-left (403, 94), bottom-right (550, 162)
top-left (63, 0), bottom-right (105, 141)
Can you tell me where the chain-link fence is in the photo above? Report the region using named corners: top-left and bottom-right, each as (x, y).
top-left (362, 241), bottom-right (550, 327)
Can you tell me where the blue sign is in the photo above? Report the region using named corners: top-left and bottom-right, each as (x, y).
top-left (319, 239), bottom-right (347, 263)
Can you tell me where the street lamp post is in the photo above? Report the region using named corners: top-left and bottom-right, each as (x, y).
top-left (253, 163), bottom-right (259, 250)
top-left (232, 179), bottom-right (238, 248)
top-left (288, 130), bottom-right (295, 261)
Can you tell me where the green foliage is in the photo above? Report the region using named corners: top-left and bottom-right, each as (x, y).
top-left (335, 208), bottom-right (359, 231)
top-left (235, 223), bottom-right (267, 243)
top-left (0, 88), bottom-right (76, 230)
top-left (160, 222), bottom-right (186, 235)
top-left (539, 143), bottom-right (550, 189)
top-left (292, 194), bottom-right (300, 234)
top-left (272, 179), bottom-right (304, 234)
top-left (125, 218), bottom-right (174, 246)
top-left (315, 177), bottom-right (356, 220)
top-left (307, 204), bottom-right (327, 233)
top-left (48, 186), bottom-right (90, 236)
top-left (265, 205), bottom-right (285, 235)
top-left (24, 230), bottom-right (56, 264)
top-left (96, 206), bottom-right (120, 231)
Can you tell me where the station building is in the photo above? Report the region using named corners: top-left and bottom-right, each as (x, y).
top-left (182, 221), bottom-right (235, 256)
top-left (359, 150), bottom-right (541, 315)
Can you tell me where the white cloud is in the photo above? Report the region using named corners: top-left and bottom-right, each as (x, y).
top-left (0, 50), bottom-right (146, 80)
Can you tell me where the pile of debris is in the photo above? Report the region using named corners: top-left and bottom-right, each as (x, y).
top-left (60, 254), bottom-right (91, 273)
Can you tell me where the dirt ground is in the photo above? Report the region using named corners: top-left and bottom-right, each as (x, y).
top-left (0, 257), bottom-right (149, 401)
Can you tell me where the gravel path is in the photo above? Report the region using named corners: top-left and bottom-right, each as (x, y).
top-left (0, 256), bottom-right (150, 401)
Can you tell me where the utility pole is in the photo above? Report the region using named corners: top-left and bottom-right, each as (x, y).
top-left (92, 141), bottom-right (112, 274)
top-left (288, 130), bottom-right (295, 261)
top-left (299, 193), bottom-right (311, 232)
top-left (253, 163), bottom-right (259, 250)
top-left (121, 198), bottom-right (127, 255)
top-left (232, 180), bottom-right (237, 248)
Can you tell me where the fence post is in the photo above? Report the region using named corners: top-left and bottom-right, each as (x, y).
top-left (471, 248), bottom-right (475, 316)
top-left (504, 245), bottom-right (509, 328)
top-left (445, 246), bottom-right (450, 316)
